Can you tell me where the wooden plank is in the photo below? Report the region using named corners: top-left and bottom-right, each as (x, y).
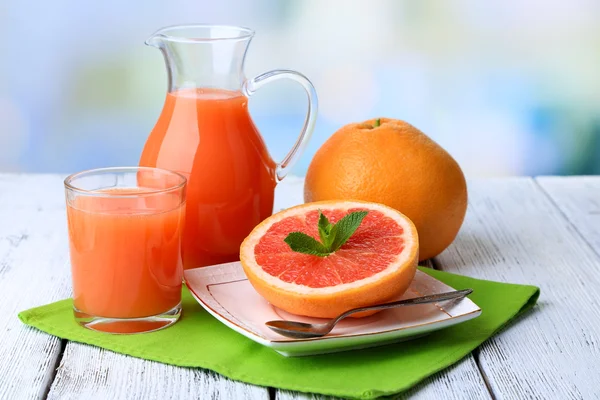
top-left (48, 345), bottom-right (268, 400)
top-left (0, 174), bottom-right (71, 399)
top-left (536, 176), bottom-right (600, 255)
top-left (0, 173), bottom-right (66, 210)
top-left (274, 178), bottom-right (490, 399)
top-left (398, 357), bottom-right (491, 399)
top-left (435, 178), bottom-right (600, 399)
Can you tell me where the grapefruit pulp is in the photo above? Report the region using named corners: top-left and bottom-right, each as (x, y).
top-left (240, 201), bottom-right (419, 318)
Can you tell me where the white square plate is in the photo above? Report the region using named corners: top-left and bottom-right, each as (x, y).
top-left (184, 262), bottom-right (481, 357)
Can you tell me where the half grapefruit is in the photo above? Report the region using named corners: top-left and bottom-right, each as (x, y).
top-left (240, 201), bottom-right (419, 318)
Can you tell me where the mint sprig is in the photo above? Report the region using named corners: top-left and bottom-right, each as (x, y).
top-left (284, 232), bottom-right (330, 256)
top-left (284, 210), bottom-right (368, 257)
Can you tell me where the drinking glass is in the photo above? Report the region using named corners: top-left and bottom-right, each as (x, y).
top-left (64, 167), bottom-right (186, 333)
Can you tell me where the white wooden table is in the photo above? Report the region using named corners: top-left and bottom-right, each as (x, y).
top-left (1, 174), bottom-right (599, 399)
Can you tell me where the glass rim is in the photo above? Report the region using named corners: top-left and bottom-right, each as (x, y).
top-left (146, 24), bottom-right (255, 44)
top-left (64, 166), bottom-right (187, 197)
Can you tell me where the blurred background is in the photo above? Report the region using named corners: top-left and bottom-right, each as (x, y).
top-left (1, 0), bottom-right (599, 177)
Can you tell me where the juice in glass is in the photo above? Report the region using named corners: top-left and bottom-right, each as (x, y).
top-left (65, 167), bottom-right (186, 334)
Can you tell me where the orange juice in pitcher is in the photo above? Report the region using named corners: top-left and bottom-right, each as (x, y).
top-left (140, 25), bottom-right (317, 269)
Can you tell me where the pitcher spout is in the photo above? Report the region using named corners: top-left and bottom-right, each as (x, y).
top-left (144, 36), bottom-right (162, 48)
top-left (144, 24), bottom-right (255, 93)
top-left (145, 28), bottom-right (168, 48)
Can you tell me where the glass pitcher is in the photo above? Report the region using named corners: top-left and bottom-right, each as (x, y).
top-left (140, 24), bottom-right (317, 269)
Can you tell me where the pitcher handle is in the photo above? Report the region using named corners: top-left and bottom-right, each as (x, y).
top-left (243, 70), bottom-right (318, 182)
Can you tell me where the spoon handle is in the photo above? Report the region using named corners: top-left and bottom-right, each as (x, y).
top-left (333, 288), bottom-right (473, 325)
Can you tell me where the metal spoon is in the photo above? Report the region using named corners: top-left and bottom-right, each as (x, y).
top-left (265, 288), bottom-right (473, 339)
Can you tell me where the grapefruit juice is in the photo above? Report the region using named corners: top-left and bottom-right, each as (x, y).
top-left (140, 89), bottom-right (276, 269)
top-left (65, 167), bottom-right (186, 333)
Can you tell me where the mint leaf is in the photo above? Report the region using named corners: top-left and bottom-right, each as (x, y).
top-left (284, 232), bottom-right (330, 256)
top-left (284, 210), bottom-right (368, 256)
top-left (317, 211), bottom-right (335, 249)
top-left (329, 211), bottom-right (368, 251)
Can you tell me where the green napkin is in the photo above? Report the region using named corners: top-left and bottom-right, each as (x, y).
top-left (19, 267), bottom-right (539, 399)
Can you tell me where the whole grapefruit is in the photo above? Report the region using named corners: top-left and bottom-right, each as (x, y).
top-left (240, 200), bottom-right (418, 318)
top-left (304, 118), bottom-right (467, 261)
